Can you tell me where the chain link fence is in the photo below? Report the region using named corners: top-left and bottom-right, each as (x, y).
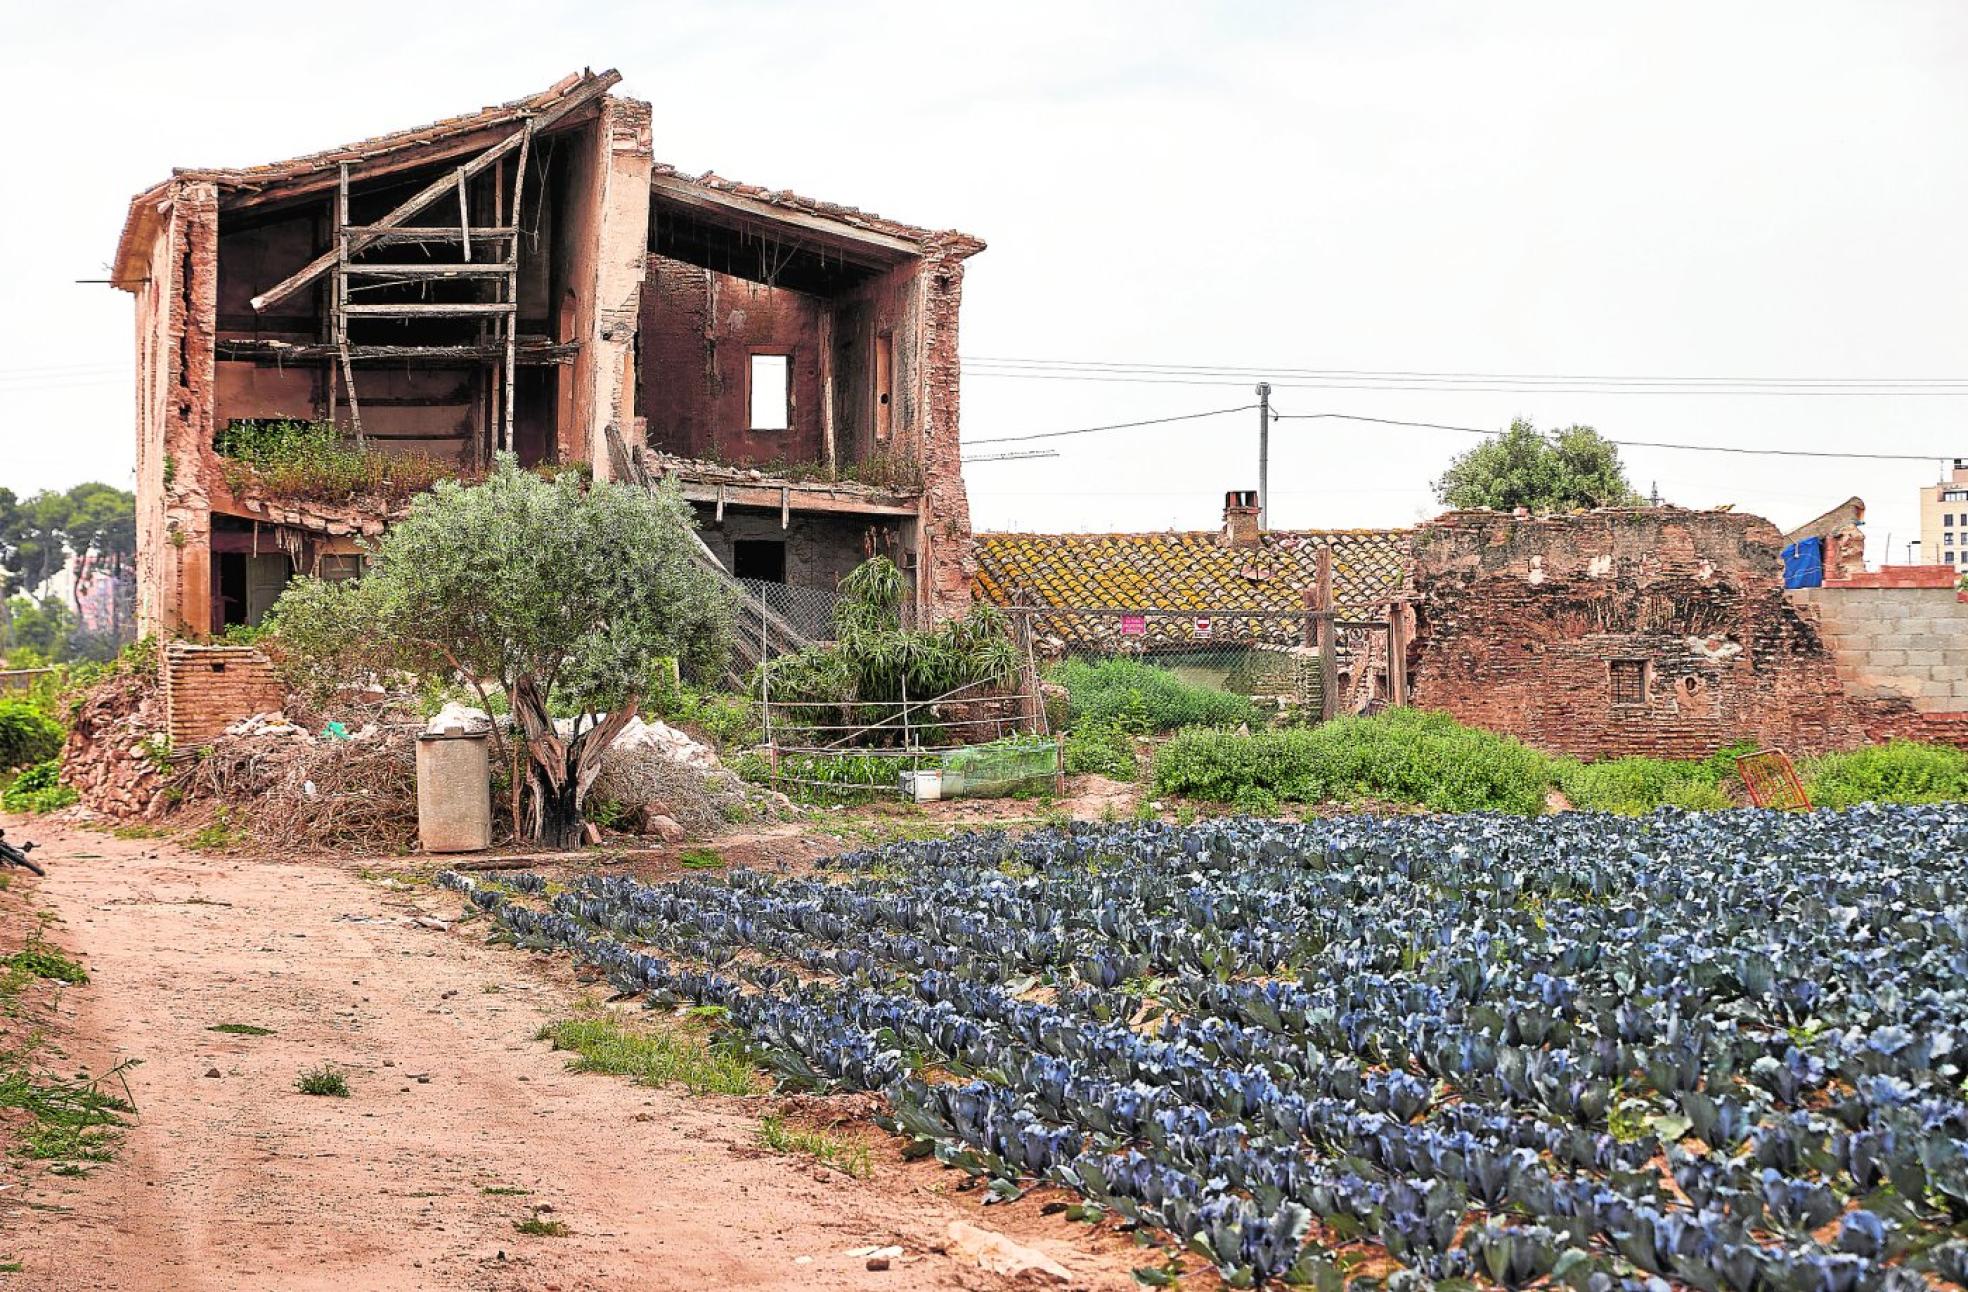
top-left (1017, 607), bottom-right (1399, 717)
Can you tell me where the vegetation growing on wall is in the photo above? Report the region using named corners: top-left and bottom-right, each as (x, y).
top-left (214, 419), bottom-right (455, 506)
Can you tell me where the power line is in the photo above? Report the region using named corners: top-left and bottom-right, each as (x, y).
top-left (961, 354), bottom-right (1968, 395)
top-left (962, 449), bottom-right (1062, 463)
top-left (965, 404), bottom-right (1257, 447)
top-left (1270, 412), bottom-right (1957, 463)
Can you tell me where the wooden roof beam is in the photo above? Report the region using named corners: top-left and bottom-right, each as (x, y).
top-left (250, 71), bottom-right (619, 314)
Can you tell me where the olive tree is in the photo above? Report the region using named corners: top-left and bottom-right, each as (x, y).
top-left (273, 459), bottom-right (730, 847)
top-left (1434, 419), bottom-right (1645, 513)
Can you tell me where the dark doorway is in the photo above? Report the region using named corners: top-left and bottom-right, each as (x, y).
top-left (732, 539), bottom-right (787, 583)
top-left (215, 552), bottom-right (292, 628)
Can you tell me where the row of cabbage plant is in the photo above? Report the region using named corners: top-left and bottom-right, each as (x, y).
top-left (443, 804), bottom-right (1968, 1291)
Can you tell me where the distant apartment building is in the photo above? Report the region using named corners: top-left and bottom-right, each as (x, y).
top-left (1920, 460), bottom-right (1968, 572)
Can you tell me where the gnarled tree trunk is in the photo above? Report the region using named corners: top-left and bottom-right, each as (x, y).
top-left (509, 675), bottom-right (638, 849)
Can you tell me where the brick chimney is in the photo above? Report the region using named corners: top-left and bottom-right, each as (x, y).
top-left (1221, 489), bottom-right (1261, 549)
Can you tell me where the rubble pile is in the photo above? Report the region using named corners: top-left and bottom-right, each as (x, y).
top-left (175, 714), bottom-right (418, 853)
top-left (61, 663), bottom-right (170, 817)
top-left (586, 717), bottom-right (771, 840)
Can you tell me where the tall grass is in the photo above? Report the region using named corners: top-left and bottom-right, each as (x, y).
top-left (215, 419), bottom-right (457, 506)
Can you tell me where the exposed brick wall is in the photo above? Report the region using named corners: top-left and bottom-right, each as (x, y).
top-left (134, 181), bottom-right (221, 639)
top-left (638, 256), bottom-right (828, 465)
top-left (163, 643), bottom-right (285, 747)
top-left (1408, 510), bottom-right (1864, 759)
top-left (913, 243), bottom-right (976, 619)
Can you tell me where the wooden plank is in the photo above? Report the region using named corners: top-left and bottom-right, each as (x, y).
top-left (342, 302), bottom-right (517, 317)
top-left (673, 480), bottom-right (918, 518)
top-left (342, 263), bottom-right (513, 278)
top-left (1386, 603), bottom-right (1408, 707)
top-left (818, 309), bottom-right (837, 472)
top-left (650, 174), bottom-right (920, 264)
top-left (252, 74), bottom-right (617, 313)
top-left (217, 339), bottom-right (578, 364)
top-left (348, 226), bottom-right (519, 244)
top-left (1315, 546), bottom-right (1338, 723)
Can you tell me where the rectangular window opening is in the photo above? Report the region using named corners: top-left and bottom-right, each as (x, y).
top-left (732, 539), bottom-right (787, 584)
top-left (749, 354), bottom-right (791, 431)
top-left (1609, 659), bottom-right (1649, 708)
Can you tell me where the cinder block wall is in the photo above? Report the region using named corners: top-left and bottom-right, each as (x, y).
top-left (1787, 587), bottom-right (1968, 715)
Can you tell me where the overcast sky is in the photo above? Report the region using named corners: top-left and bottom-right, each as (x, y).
top-left (4, 1), bottom-right (1964, 560)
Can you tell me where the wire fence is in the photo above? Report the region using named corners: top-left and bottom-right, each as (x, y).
top-left (1012, 607), bottom-right (1407, 718)
top-left (717, 578), bottom-right (1408, 799)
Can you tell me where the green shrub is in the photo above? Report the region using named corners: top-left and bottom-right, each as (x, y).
top-left (0, 701), bottom-right (63, 771)
top-left (1052, 657), bottom-right (1255, 734)
top-left (1152, 709), bottom-right (1553, 815)
top-left (1556, 756), bottom-right (1719, 815)
top-left (1063, 719), bottom-right (1136, 780)
top-left (1, 760), bottom-right (76, 814)
top-left (665, 687), bottom-right (760, 750)
top-left (1805, 742), bottom-right (1968, 809)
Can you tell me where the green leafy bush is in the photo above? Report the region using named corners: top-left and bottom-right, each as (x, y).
top-left (0, 700), bottom-right (63, 771)
top-left (757, 558), bottom-right (1020, 745)
top-left (1063, 719), bottom-right (1136, 780)
top-left (1051, 657), bottom-right (1255, 734)
top-left (2, 759), bottom-right (76, 814)
top-left (1556, 756), bottom-right (1722, 815)
top-left (1805, 742), bottom-right (1968, 809)
top-left (1152, 709), bottom-right (1553, 815)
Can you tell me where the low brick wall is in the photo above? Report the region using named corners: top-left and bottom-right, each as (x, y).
top-left (163, 643), bottom-right (285, 748)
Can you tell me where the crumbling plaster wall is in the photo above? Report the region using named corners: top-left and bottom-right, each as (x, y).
top-left (692, 505), bottom-right (907, 594)
top-left (567, 97), bottom-right (651, 477)
top-left (910, 243), bottom-right (975, 618)
top-left (135, 180), bottom-right (221, 638)
top-left (1407, 509), bottom-right (1863, 758)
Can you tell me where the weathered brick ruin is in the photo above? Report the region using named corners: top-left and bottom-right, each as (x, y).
top-left (113, 69), bottom-right (982, 640)
top-left (1406, 509), bottom-right (1865, 758)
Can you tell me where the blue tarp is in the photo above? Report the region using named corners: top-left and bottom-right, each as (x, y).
top-left (1783, 537), bottom-right (1824, 589)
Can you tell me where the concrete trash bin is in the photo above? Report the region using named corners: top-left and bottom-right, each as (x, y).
top-left (415, 731), bottom-right (492, 853)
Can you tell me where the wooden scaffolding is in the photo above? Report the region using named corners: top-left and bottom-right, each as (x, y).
top-left (247, 72), bottom-right (617, 457)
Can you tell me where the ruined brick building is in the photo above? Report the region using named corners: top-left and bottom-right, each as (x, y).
top-left (112, 69), bottom-right (982, 637)
top-left (975, 487), bottom-right (1959, 760)
top-left (1404, 509), bottom-right (1865, 758)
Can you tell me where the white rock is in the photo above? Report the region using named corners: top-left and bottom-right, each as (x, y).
top-left (945, 1222), bottom-right (1070, 1283)
top-left (426, 702), bottom-right (491, 735)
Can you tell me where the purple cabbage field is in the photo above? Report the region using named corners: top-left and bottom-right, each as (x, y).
top-left (444, 805), bottom-right (1968, 1291)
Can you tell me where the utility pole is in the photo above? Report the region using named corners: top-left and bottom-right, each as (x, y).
top-left (1255, 382), bottom-right (1272, 530)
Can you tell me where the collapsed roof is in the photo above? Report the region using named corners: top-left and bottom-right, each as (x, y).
top-left (111, 68), bottom-right (982, 291)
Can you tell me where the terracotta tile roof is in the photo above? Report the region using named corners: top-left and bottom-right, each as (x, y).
top-left (972, 529), bottom-right (1413, 642)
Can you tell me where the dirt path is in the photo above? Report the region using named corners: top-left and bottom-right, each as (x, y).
top-left (0, 822), bottom-right (1136, 1291)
